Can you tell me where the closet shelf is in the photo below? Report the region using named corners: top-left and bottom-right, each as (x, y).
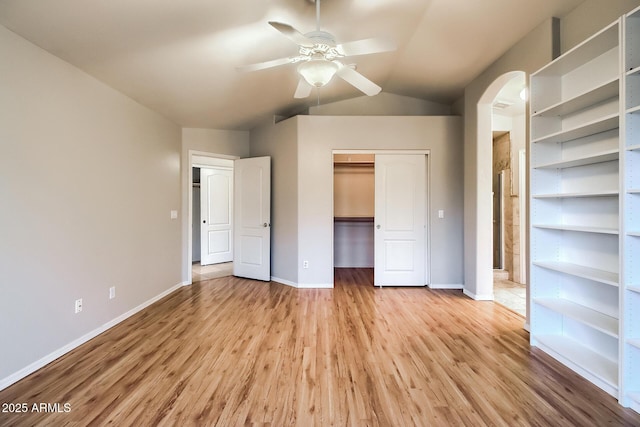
top-left (628, 189), bottom-right (640, 194)
top-left (532, 79), bottom-right (618, 118)
top-left (532, 261), bottom-right (619, 287)
top-left (531, 114), bottom-right (619, 145)
top-left (533, 149), bottom-right (619, 169)
top-left (627, 144), bottom-right (640, 151)
top-left (629, 339), bottom-right (640, 350)
top-left (534, 334), bottom-right (618, 390)
top-left (532, 190), bottom-right (618, 199)
top-left (532, 224), bottom-right (618, 235)
top-left (334, 216), bottom-right (374, 223)
top-left (628, 231), bottom-right (640, 237)
top-left (534, 298), bottom-right (618, 338)
top-left (628, 286), bottom-right (640, 294)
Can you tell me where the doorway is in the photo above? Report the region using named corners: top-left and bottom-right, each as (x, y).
top-left (332, 151), bottom-right (430, 286)
top-left (189, 154), bottom-right (236, 283)
top-left (192, 165), bottom-right (234, 282)
top-left (489, 73), bottom-right (527, 316)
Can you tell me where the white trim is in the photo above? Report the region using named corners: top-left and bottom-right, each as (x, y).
top-left (429, 284), bottom-right (464, 290)
top-left (297, 283), bottom-right (334, 289)
top-left (271, 276), bottom-right (297, 288)
top-left (270, 277), bottom-right (334, 289)
top-left (0, 281), bottom-right (187, 392)
top-left (463, 288), bottom-right (495, 301)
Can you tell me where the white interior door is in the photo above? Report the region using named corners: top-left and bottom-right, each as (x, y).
top-left (374, 154), bottom-right (426, 286)
top-left (200, 167), bottom-right (233, 266)
top-left (233, 156), bottom-right (271, 281)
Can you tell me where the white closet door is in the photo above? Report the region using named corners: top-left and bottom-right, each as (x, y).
top-left (374, 154), bottom-right (426, 286)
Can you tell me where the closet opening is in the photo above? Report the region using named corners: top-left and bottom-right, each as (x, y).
top-left (333, 151), bottom-right (430, 287)
top-left (333, 153), bottom-right (375, 277)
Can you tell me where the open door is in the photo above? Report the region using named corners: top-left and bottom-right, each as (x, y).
top-left (374, 154), bottom-right (426, 286)
top-left (200, 167), bottom-right (233, 266)
top-left (233, 156), bottom-right (271, 281)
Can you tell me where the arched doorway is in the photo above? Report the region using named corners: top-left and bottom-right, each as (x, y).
top-left (475, 70), bottom-right (528, 318)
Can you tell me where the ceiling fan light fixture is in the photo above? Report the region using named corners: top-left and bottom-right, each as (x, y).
top-left (298, 59), bottom-right (338, 87)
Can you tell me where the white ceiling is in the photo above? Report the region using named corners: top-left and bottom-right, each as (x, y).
top-left (0, 0), bottom-right (584, 130)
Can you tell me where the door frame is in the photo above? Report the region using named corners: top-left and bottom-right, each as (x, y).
top-left (186, 150), bottom-right (239, 285)
top-left (332, 149), bottom-right (431, 285)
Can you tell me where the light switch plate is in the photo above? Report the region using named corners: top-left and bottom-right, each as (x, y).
top-left (438, 210), bottom-right (444, 219)
top-left (170, 210), bottom-right (178, 220)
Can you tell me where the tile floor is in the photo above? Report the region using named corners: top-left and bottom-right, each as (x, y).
top-left (493, 279), bottom-right (526, 317)
top-left (192, 262), bottom-right (233, 283)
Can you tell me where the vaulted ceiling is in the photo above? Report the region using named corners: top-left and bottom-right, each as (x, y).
top-left (0, 0), bottom-right (584, 130)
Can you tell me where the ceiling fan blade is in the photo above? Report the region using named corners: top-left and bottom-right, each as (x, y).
top-left (336, 37), bottom-right (396, 57)
top-left (236, 56), bottom-right (294, 72)
top-left (336, 66), bottom-right (381, 96)
top-left (294, 78), bottom-right (313, 99)
top-left (269, 21), bottom-right (315, 47)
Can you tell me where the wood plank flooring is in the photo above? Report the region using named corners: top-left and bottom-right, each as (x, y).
top-left (1, 268), bottom-right (639, 426)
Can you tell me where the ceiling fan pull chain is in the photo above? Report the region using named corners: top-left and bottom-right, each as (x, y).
top-left (316, 0), bottom-right (321, 31)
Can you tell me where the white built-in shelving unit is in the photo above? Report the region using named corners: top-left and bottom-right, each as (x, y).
top-left (622, 5), bottom-right (640, 413)
top-left (530, 17), bottom-right (622, 399)
top-left (530, 7), bottom-right (640, 412)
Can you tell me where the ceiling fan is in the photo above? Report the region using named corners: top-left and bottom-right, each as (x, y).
top-left (238, 0), bottom-right (396, 99)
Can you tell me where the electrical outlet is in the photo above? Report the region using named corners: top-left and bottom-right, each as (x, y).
top-left (75, 298), bottom-right (83, 314)
top-left (303, 260), bottom-right (309, 269)
top-left (109, 287), bottom-right (116, 300)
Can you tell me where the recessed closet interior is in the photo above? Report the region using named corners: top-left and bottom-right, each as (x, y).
top-left (333, 153), bottom-right (375, 268)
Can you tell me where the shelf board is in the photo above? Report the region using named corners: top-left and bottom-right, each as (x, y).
top-left (627, 144), bottom-right (640, 151)
top-left (532, 191), bottom-right (619, 199)
top-left (627, 65), bottom-right (640, 76)
top-left (628, 189), bottom-right (640, 194)
top-left (629, 339), bottom-right (640, 350)
top-left (533, 149), bottom-right (619, 169)
top-left (533, 334), bottom-right (618, 390)
top-left (532, 79), bottom-right (619, 118)
top-left (532, 114), bottom-right (619, 145)
top-left (627, 104), bottom-right (640, 114)
top-left (628, 231), bottom-right (640, 237)
top-left (629, 286), bottom-right (640, 294)
top-left (334, 216), bottom-right (374, 223)
top-left (533, 224), bottom-right (619, 235)
top-left (532, 261), bottom-right (619, 287)
top-left (534, 298), bottom-right (618, 338)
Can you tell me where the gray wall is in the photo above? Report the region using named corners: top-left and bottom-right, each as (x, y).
top-left (309, 92), bottom-right (452, 116)
top-left (463, 19), bottom-right (556, 300)
top-left (0, 25), bottom-right (182, 384)
top-left (249, 118), bottom-right (299, 285)
top-left (296, 115), bottom-right (464, 287)
top-left (561, 0), bottom-right (640, 53)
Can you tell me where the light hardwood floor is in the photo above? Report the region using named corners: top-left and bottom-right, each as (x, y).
top-left (1, 268), bottom-right (638, 426)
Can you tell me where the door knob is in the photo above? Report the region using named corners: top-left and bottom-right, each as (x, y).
top-left (263, 223), bottom-right (270, 227)
top-left (203, 220), bottom-right (206, 224)
top-left (376, 224), bottom-right (381, 229)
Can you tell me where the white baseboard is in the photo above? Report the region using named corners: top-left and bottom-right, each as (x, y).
top-left (271, 276), bottom-right (297, 288)
top-left (428, 283), bottom-right (464, 290)
top-left (524, 323), bottom-right (531, 332)
top-left (297, 282), bottom-right (333, 289)
top-left (0, 281), bottom-right (187, 392)
top-left (463, 288), bottom-right (494, 301)
top-left (271, 277), bottom-right (333, 289)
